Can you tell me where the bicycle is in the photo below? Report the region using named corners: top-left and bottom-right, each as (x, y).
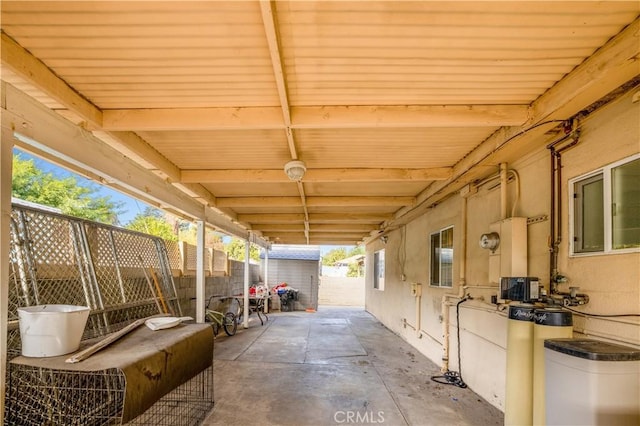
top-left (204, 295), bottom-right (237, 337)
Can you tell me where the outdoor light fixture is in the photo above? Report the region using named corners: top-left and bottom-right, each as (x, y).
top-left (284, 160), bottom-right (307, 181)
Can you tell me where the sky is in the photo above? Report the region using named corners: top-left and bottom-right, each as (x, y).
top-left (12, 148), bottom-right (355, 254)
top-left (14, 148), bottom-right (148, 225)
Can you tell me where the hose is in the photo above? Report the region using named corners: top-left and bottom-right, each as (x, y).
top-left (431, 297), bottom-right (469, 388)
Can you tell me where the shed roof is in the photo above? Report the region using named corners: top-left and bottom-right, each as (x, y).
top-left (262, 245), bottom-right (321, 261)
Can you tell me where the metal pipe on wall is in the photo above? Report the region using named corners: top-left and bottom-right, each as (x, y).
top-left (500, 163), bottom-right (508, 220)
top-left (546, 122), bottom-right (580, 293)
top-left (441, 195), bottom-right (469, 372)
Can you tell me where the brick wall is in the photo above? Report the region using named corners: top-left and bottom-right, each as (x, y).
top-left (176, 260), bottom-right (261, 317)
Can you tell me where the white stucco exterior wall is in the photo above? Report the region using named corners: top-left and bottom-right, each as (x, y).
top-left (365, 86), bottom-right (640, 411)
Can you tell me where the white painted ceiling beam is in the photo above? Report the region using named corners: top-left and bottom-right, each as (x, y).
top-left (182, 167), bottom-right (451, 183)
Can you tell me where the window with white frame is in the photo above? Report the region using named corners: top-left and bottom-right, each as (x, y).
top-left (373, 249), bottom-right (385, 290)
top-left (571, 154), bottom-right (640, 254)
top-left (430, 226), bottom-right (453, 287)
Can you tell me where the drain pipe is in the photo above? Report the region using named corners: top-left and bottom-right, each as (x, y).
top-left (500, 163), bottom-right (508, 220)
top-left (441, 194), bottom-right (469, 372)
top-left (546, 121), bottom-right (580, 293)
top-left (416, 289), bottom-right (422, 338)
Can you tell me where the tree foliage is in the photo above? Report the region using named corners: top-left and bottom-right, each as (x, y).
top-left (321, 247), bottom-right (348, 266)
top-left (224, 237), bottom-right (261, 262)
top-left (125, 207), bottom-right (177, 241)
top-left (322, 246), bottom-right (363, 266)
top-left (12, 154), bottom-right (122, 224)
top-left (176, 221), bottom-right (223, 248)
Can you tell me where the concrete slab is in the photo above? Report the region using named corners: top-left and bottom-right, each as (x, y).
top-left (204, 306), bottom-right (503, 426)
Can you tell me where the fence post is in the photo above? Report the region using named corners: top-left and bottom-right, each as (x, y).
top-left (178, 241), bottom-right (188, 276)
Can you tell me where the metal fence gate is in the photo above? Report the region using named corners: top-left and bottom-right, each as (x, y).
top-left (7, 203), bottom-right (182, 358)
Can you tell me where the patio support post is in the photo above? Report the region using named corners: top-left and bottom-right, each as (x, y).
top-left (243, 237), bottom-right (250, 329)
top-left (196, 219), bottom-right (206, 324)
top-left (264, 248), bottom-right (269, 314)
top-left (0, 99), bottom-right (14, 423)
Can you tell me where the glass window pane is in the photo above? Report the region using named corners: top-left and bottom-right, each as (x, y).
top-left (430, 233), bottom-right (440, 285)
top-left (612, 158), bottom-right (640, 250)
top-left (374, 249), bottom-right (385, 290)
top-left (575, 175), bottom-right (604, 252)
top-left (441, 228), bottom-right (453, 287)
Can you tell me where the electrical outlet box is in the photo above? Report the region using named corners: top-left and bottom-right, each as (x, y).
top-left (488, 217), bottom-right (528, 284)
top-left (411, 283), bottom-right (422, 297)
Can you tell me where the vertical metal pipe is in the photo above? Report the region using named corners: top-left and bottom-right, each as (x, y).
top-left (500, 163), bottom-right (508, 220)
top-left (108, 230), bottom-right (127, 303)
top-left (196, 220), bottom-right (205, 324)
top-left (263, 248), bottom-right (269, 314)
top-left (243, 237), bottom-right (250, 329)
top-left (17, 211), bottom-right (40, 305)
top-left (459, 196), bottom-right (467, 286)
top-left (71, 222), bottom-right (96, 310)
top-left (549, 149), bottom-right (557, 292)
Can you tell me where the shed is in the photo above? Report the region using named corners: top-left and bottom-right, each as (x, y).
top-left (261, 245), bottom-right (320, 311)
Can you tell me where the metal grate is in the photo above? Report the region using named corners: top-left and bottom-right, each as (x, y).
top-left (5, 365), bottom-right (214, 426)
top-left (127, 366), bottom-right (214, 426)
top-left (5, 365), bottom-right (126, 426)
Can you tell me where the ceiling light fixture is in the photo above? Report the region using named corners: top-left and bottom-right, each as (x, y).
top-left (284, 160), bottom-right (307, 181)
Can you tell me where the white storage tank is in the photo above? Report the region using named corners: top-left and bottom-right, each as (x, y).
top-left (544, 338), bottom-right (640, 426)
top-left (532, 309), bottom-right (573, 425)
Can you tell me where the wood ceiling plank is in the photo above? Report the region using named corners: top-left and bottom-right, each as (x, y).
top-left (1, 33), bottom-right (102, 127)
top-left (103, 107), bottom-right (284, 131)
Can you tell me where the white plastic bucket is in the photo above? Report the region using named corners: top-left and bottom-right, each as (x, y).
top-left (18, 305), bottom-right (90, 357)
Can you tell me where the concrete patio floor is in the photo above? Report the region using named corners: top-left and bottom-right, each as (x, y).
top-left (204, 306), bottom-right (503, 426)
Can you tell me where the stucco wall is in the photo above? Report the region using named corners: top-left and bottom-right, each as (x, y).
top-left (365, 87), bottom-right (640, 411)
top-left (318, 276), bottom-right (365, 306)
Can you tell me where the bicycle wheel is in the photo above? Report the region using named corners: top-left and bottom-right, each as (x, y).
top-left (223, 312), bottom-right (237, 336)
